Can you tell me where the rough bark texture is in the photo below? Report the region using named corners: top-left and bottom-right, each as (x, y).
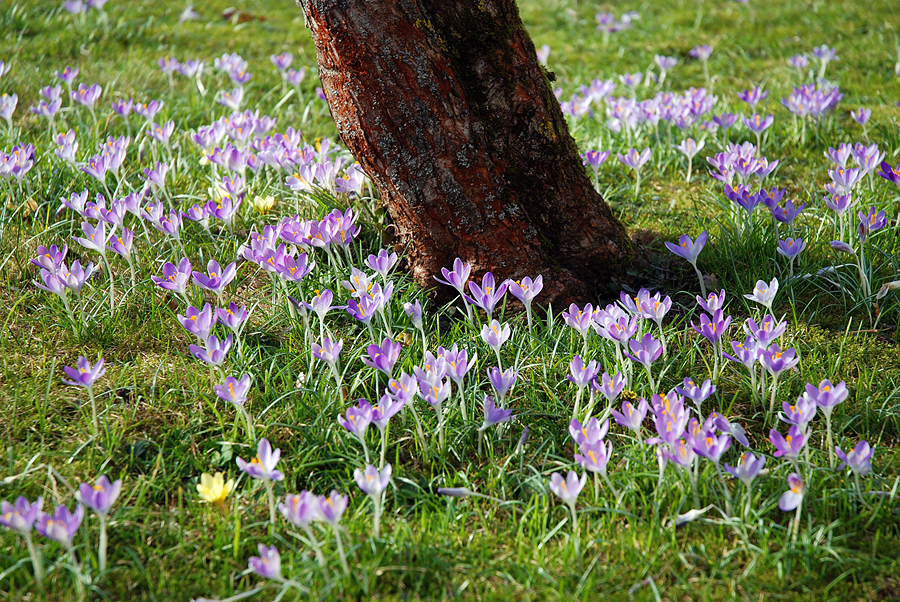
top-left (297, 0), bottom-right (638, 305)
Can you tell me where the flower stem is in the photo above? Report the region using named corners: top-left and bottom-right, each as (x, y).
top-left (265, 479), bottom-right (276, 536)
top-left (333, 524), bottom-right (350, 576)
top-left (98, 514), bottom-right (108, 572)
top-left (87, 386), bottom-right (99, 438)
top-left (24, 532), bottom-right (43, 585)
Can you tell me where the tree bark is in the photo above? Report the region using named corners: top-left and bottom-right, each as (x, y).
top-left (297, 0), bottom-right (639, 305)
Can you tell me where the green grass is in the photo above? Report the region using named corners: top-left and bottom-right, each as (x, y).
top-left (1, 0), bottom-right (900, 600)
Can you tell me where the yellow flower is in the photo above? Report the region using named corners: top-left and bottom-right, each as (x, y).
top-left (253, 195), bottom-right (276, 215)
top-left (197, 472), bottom-right (234, 509)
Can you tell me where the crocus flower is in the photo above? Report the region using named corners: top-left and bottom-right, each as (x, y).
top-left (303, 289), bottom-right (341, 327)
top-left (675, 377), bottom-right (716, 410)
top-left (743, 113), bottom-right (774, 133)
top-left (691, 431), bottom-right (731, 464)
top-left (488, 366), bottom-right (518, 401)
top-left (480, 395), bottom-right (514, 431)
top-left (192, 260), bottom-right (237, 298)
top-left (835, 441), bottom-right (874, 477)
top-left (270, 52), bottom-right (293, 71)
top-left (744, 314), bottom-right (786, 346)
top-left (690, 45), bottom-right (713, 61)
top-left (215, 303), bottom-right (248, 337)
top-left (236, 438), bottom-right (284, 481)
top-left (355, 464), bottom-right (392, 498)
top-left (568, 417), bottom-right (609, 446)
top-left (778, 473), bottom-right (804, 512)
top-left (877, 160), bottom-right (900, 189)
top-left (434, 257), bottom-right (472, 298)
top-left (625, 333), bottom-right (663, 368)
top-left (594, 371), bottom-right (625, 404)
top-left (197, 472), bottom-right (234, 509)
top-left (318, 491), bottom-right (349, 529)
top-left (611, 397), bottom-right (648, 439)
top-left (152, 257), bottom-right (193, 297)
top-left (60, 262), bottom-right (93, 296)
top-left (665, 231), bottom-right (708, 296)
top-left (73, 220), bottom-right (114, 255)
top-left (582, 150), bottom-right (610, 174)
top-left (758, 343), bottom-right (799, 378)
top-left (480, 319), bottom-right (511, 356)
top-left (697, 290), bottom-right (726, 314)
top-left (744, 278), bottom-right (778, 311)
top-left (371, 394), bottom-right (405, 432)
top-left (691, 309), bottom-right (731, 345)
top-left (769, 425), bottom-right (806, 462)
top-left (803, 379), bottom-right (847, 419)
top-left (71, 83), bottom-right (102, 110)
top-left (575, 440), bottom-right (612, 476)
top-left (617, 147), bottom-right (652, 197)
top-left (217, 87), bottom-right (244, 111)
top-left (464, 272), bottom-right (508, 320)
top-left (189, 334), bottom-right (233, 367)
top-left (55, 66), bottom-right (79, 85)
top-left (0, 496), bottom-right (43, 534)
top-left (249, 544), bottom-right (281, 581)
top-left (507, 275), bottom-right (543, 327)
top-left (31, 244), bottom-right (68, 273)
top-left (338, 398), bottom-right (374, 440)
top-left (279, 491), bottom-right (321, 527)
top-left (737, 86), bottom-right (769, 109)
top-left (77, 475), bottom-right (122, 516)
top-left (563, 303), bottom-right (595, 339)
top-left (365, 249), bottom-right (398, 280)
top-left (549, 471), bottom-right (586, 508)
top-left (779, 396), bottom-right (817, 429)
top-left (404, 300), bottom-right (423, 330)
top-left (858, 206), bottom-right (887, 242)
top-left (177, 303), bottom-right (215, 342)
top-left (777, 237), bottom-right (806, 259)
top-left (35, 504), bottom-right (83, 549)
top-left (724, 452), bottom-right (766, 486)
top-left (214, 374), bottom-right (252, 407)
top-left (567, 356), bottom-right (599, 389)
top-left (361, 338), bottom-right (402, 377)
top-left (312, 337), bottom-right (343, 368)
top-left (62, 356), bottom-right (105, 390)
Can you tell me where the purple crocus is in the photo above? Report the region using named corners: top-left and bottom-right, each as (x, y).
top-left (665, 231), bottom-right (708, 297)
top-left (279, 490), bottom-right (321, 528)
top-left (575, 439), bottom-right (612, 476)
top-left (236, 438), bottom-right (284, 481)
top-left (858, 206), bottom-right (887, 242)
top-left (625, 333), bottom-right (663, 390)
top-left (745, 314), bottom-right (786, 346)
top-left (152, 257), bottom-right (193, 298)
top-left (759, 343), bottom-right (799, 378)
top-left (487, 366), bottom-right (518, 403)
top-left (778, 473), bottom-right (804, 512)
top-left (738, 86), bottom-right (769, 109)
top-left (317, 491), bottom-right (348, 525)
top-left (361, 338), bottom-right (402, 377)
top-left (62, 356), bottom-right (105, 390)
top-left (779, 396), bottom-right (817, 429)
top-left (71, 83), bottom-right (102, 110)
top-left (724, 451), bottom-right (766, 487)
top-left (192, 260), bottom-right (237, 299)
top-left (769, 424), bottom-right (806, 462)
top-left (270, 52), bottom-right (293, 72)
top-left (480, 319), bottom-right (511, 358)
top-left (214, 374), bottom-right (252, 407)
top-left (248, 544), bottom-right (282, 581)
top-left (480, 395), bottom-right (514, 431)
top-left (434, 258), bottom-right (472, 314)
top-left (617, 147), bottom-right (652, 197)
top-left (549, 471), bottom-right (586, 528)
top-left (0, 496), bottom-right (43, 534)
top-left (312, 337), bottom-right (343, 369)
top-left (567, 356), bottom-right (600, 389)
top-left (877, 161), bottom-right (900, 189)
top-left (744, 278), bottom-right (778, 311)
top-left (355, 464), bottom-right (392, 498)
top-left (464, 272), bottom-right (508, 321)
top-left (507, 275), bottom-right (543, 327)
top-left (675, 377), bottom-right (716, 411)
top-left (35, 504), bottom-right (83, 549)
top-left (691, 309), bottom-right (731, 346)
top-left (365, 249), bottom-right (398, 281)
top-left (338, 398), bottom-right (374, 441)
top-left (177, 303), bottom-right (215, 342)
top-left (189, 334), bottom-right (233, 367)
top-left (55, 66), bottom-right (79, 86)
top-left (835, 441), bottom-right (874, 477)
top-left (595, 371), bottom-right (625, 404)
top-left (77, 475), bottom-right (122, 516)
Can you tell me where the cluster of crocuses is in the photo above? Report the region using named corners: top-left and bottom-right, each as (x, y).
top-left (204, 436), bottom-right (392, 592)
top-left (0, 143), bottom-right (35, 181)
top-left (549, 368), bottom-right (875, 537)
top-left (0, 474), bottom-right (122, 586)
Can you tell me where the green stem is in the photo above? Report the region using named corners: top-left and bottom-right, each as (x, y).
top-left (87, 386), bottom-right (99, 438)
top-left (265, 479), bottom-right (276, 535)
top-left (25, 532), bottom-right (43, 585)
top-left (98, 514), bottom-right (108, 572)
top-left (333, 524), bottom-right (350, 576)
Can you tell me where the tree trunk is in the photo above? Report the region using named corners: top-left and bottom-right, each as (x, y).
top-left (297, 0), bottom-right (639, 305)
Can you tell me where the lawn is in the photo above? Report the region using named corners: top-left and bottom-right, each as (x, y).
top-left (1, 0), bottom-right (899, 600)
